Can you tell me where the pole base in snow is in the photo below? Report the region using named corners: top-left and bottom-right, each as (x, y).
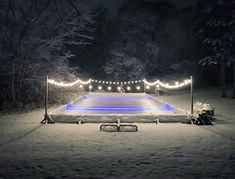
top-left (41, 114), bottom-right (55, 124)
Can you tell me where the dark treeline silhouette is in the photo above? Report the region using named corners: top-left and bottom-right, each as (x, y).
top-left (0, 0), bottom-right (234, 111)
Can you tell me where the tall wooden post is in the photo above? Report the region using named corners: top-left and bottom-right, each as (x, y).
top-left (190, 75), bottom-right (194, 115)
top-left (45, 76), bottom-right (48, 118)
top-left (41, 76), bottom-right (54, 124)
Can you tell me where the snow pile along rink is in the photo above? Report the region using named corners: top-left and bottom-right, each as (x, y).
top-left (50, 93), bottom-right (191, 123)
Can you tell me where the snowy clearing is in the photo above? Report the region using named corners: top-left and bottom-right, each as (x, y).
top-left (0, 88), bottom-right (234, 178)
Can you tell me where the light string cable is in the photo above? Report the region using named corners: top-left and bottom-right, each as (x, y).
top-left (143, 79), bottom-right (191, 89)
top-left (48, 78), bottom-right (91, 87)
top-left (48, 77), bottom-right (191, 89)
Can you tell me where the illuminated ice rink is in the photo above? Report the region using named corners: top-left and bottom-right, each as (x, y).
top-left (50, 93), bottom-right (189, 123)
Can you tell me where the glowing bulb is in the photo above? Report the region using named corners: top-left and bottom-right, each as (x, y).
top-left (106, 82), bottom-right (108, 84)
top-left (131, 81), bottom-right (134, 84)
top-left (128, 81), bottom-right (130, 84)
top-left (124, 82), bottom-right (127, 84)
top-left (113, 82), bottom-right (116, 84)
top-left (98, 86), bottom-right (102, 90)
top-left (89, 85), bottom-right (92, 89)
top-left (102, 81), bottom-right (105, 84)
top-left (79, 85), bottom-right (83, 88)
top-left (127, 86), bottom-right (131, 91)
top-left (117, 87), bottom-right (121, 90)
top-left (91, 79), bottom-right (94, 82)
top-left (98, 81), bottom-right (101, 83)
top-left (108, 86), bottom-right (112, 91)
top-left (146, 86), bottom-right (150, 89)
top-left (156, 84), bottom-right (160, 88)
top-left (117, 82), bottom-right (119, 84)
top-left (175, 81), bottom-right (179, 85)
top-left (136, 86), bottom-right (140, 90)
top-left (135, 81), bottom-right (138, 83)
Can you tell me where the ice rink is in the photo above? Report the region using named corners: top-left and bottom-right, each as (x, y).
top-left (50, 93), bottom-right (189, 123)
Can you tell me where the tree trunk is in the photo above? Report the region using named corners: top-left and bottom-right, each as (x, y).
top-left (220, 59), bottom-right (226, 98)
top-left (233, 59), bottom-right (235, 99)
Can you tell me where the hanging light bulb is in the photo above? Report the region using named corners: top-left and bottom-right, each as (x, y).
top-left (136, 86), bottom-right (140, 90)
top-left (89, 85), bottom-right (92, 89)
top-left (79, 85), bottom-right (83, 88)
top-left (107, 86), bottom-right (112, 91)
top-left (127, 86), bottom-right (131, 91)
top-left (156, 84), bottom-right (160, 88)
top-left (98, 86), bottom-right (102, 90)
top-left (146, 86), bottom-right (150, 89)
top-left (117, 86), bottom-right (121, 91)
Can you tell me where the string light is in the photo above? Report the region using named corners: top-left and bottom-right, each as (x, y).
top-left (48, 78), bottom-right (91, 87)
top-left (117, 87), bottom-right (121, 91)
top-left (107, 86), bottom-right (112, 91)
top-left (98, 86), bottom-right (102, 90)
top-left (88, 85), bottom-right (92, 89)
top-left (48, 77), bottom-right (191, 90)
top-left (136, 86), bottom-right (140, 90)
top-left (127, 86), bottom-right (131, 91)
top-left (143, 79), bottom-right (191, 89)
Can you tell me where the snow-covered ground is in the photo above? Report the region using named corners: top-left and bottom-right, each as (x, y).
top-left (0, 88), bottom-right (234, 178)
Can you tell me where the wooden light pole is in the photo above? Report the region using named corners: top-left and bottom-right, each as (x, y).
top-left (41, 76), bottom-right (54, 124)
top-left (190, 75), bottom-right (194, 115)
